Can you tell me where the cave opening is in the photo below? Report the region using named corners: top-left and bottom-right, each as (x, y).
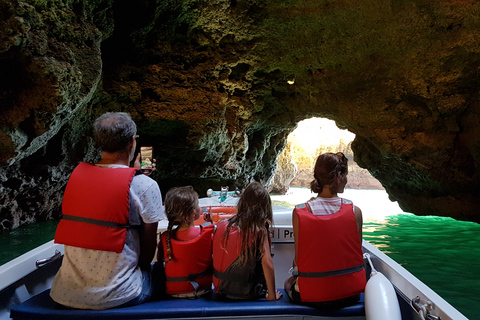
top-left (269, 117), bottom-right (404, 222)
top-left (270, 117), bottom-right (383, 194)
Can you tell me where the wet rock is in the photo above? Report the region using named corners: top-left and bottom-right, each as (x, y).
top-left (1, 0), bottom-right (480, 229)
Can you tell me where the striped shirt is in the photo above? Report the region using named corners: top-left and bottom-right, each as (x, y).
top-left (308, 196), bottom-right (354, 216)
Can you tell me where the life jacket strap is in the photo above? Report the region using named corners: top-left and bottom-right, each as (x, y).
top-left (166, 268), bottom-right (212, 282)
top-left (213, 268), bottom-right (256, 283)
top-left (298, 263), bottom-right (364, 278)
top-left (60, 214), bottom-right (130, 229)
top-left (166, 267), bottom-right (212, 296)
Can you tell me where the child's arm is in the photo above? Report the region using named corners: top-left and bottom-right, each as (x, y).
top-left (261, 235), bottom-right (283, 301)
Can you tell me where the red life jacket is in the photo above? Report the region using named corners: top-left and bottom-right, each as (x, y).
top-left (296, 199), bottom-right (366, 302)
top-left (54, 162), bottom-right (138, 253)
top-left (161, 224), bottom-right (214, 295)
top-left (212, 220), bottom-right (266, 299)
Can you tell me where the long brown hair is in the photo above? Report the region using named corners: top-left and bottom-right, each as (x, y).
top-left (163, 186), bottom-right (198, 262)
top-left (222, 182), bottom-right (273, 266)
top-left (310, 152), bottom-right (348, 194)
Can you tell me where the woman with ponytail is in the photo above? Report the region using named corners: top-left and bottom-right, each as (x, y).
top-left (284, 152), bottom-right (366, 308)
top-left (157, 186), bottom-right (213, 298)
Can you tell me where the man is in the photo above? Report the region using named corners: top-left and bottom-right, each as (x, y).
top-left (50, 112), bottom-right (164, 310)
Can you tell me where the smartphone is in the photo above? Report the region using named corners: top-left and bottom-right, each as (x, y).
top-left (140, 146), bottom-right (153, 172)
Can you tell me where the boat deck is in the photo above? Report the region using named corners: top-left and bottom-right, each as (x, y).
top-left (2, 199), bottom-right (469, 320)
top-left (10, 289), bottom-right (365, 320)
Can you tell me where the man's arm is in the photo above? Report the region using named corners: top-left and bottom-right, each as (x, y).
top-left (138, 221), bottom-right (159, 270)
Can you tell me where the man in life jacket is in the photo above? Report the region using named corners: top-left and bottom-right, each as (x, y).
top-left (50, 112), bottom-right (165, 310)
top-left (284, 152), bottom-right (366, 308)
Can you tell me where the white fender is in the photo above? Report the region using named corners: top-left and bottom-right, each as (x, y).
top-left (365, 271), bottom-right (402, 320)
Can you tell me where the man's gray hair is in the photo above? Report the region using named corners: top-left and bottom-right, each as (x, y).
top-left (93, 112), bottom-right (137, 152)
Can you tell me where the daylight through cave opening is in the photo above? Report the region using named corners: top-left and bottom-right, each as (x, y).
top-left (270, 117), bottom-right (383, 194)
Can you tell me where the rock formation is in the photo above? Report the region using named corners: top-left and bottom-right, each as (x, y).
top-left (1, 0), bottom-right (480, 229)
top-left (290, 161), bottom-right (384, 192)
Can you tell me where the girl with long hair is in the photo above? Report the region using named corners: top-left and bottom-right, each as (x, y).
top-left (212, 182), bottom-right (282, 301)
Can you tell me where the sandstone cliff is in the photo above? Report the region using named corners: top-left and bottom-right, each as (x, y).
top-left (1, 0), bottom-right (480, 229)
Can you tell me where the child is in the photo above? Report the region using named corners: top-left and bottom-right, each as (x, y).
top-left (212, 182), bottom-right (282, 301)
top-left (158, 186), bottom-right (214, 298)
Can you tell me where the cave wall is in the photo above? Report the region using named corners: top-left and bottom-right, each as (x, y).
top-left (1, 0), bottom-right (480, 229)
top-left (0, 0), bottom-right (114, 229)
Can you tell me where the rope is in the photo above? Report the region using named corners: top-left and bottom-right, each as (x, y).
top-left (418, 305), bottom-right (427, 320)
top-left (363, 253), bottom-right (378, 277)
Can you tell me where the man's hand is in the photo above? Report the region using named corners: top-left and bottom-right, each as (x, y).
top-left (134, 153), bottom-right (156, 176)
top-left (134, 153), bottom-right (142, 169)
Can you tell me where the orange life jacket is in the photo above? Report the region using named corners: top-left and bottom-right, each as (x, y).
top-left (296, 200), bottom-right (366, 302)
top-left (54, 162), bottom-right (138, 253)
top-left (212, 220), bottom-right (266, 299)
top-left (161, 224), bottom-right (214, 295)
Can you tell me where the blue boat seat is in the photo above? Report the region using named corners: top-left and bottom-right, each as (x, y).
top-left (10, 289), bottom-right (365, 319)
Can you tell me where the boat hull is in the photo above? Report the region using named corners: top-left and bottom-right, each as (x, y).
top-left (0, 200), bottom-right (468, 320)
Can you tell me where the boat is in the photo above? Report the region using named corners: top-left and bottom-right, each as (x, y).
top-left (0, 193), bottom-right (469, 320)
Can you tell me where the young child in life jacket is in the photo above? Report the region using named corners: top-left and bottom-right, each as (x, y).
top-left (212, 182), bottom-right (283, 301)
top-left (157, 186), bottom-right (214, 298)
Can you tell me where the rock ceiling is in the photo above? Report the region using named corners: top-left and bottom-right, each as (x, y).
top-left (1, 0), bottom-right (480, 229)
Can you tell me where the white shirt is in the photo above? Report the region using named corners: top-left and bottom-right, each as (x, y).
top-left (50, 165), bottom-right (164, 309)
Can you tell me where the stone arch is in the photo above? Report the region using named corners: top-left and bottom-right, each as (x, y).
top-left (269, 117), bottom-right (383, 194)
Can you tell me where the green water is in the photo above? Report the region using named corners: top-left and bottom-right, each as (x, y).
top-left (0, 220), bottom-right (58, 266)
top-left (1, 198), bottom-right (479, 319)
top-left (271, 187), bottom-right (479, 320)
top-left (363, 213), bottom-right (480, 320)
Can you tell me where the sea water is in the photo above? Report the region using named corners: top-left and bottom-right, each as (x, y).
top-left (271, 187), bottom-right (480, 320)
top-left (1, 187), bottom-right (478, 319)
top-left (0, 219), bottom-right (58, 267)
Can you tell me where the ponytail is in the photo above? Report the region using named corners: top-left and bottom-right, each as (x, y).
top-left (165, 223), bottom-right (174, 262)
top-left (163, 186), bottom-right (199, 263)
top-left (311, 152), bottom-right (348, 194)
